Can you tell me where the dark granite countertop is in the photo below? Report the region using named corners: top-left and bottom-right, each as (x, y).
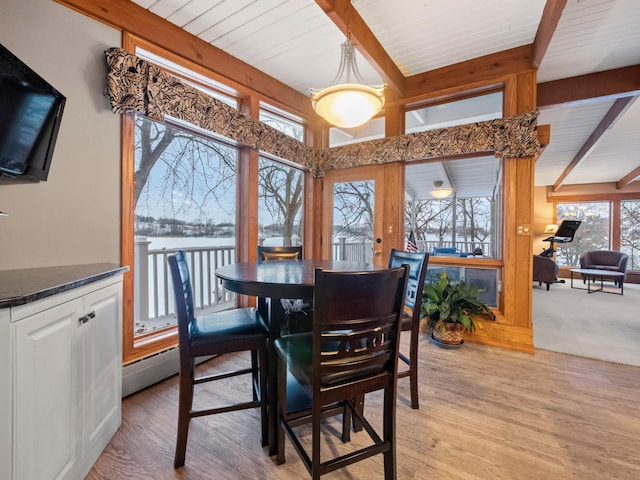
top-left (0, 263), bottom-right (128, 309)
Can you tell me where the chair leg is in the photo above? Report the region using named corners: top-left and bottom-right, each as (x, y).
top-left (276, 356), bottom-right (287, 465)
top-left (311, 405), bottom-right (322, 480)
top-left (382, 386), bottom-right (397, 480)
top-left (258, 345), bottom-right (268, 447)
top-left (174, 359), bottom-right (195, 468)
top-left (341, 400), bottom-right (351, 443)
top-left (408, 329), bottom-right (419, 409)
top-left (352, 395), bottom-right (364, 432)
top-left (251, 349), bottom-right (259, 401)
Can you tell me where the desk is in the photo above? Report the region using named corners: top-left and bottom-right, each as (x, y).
top-left (215, 259), bottom-right (383, 455)
top-left (570, 268), bottom-right (624, 295)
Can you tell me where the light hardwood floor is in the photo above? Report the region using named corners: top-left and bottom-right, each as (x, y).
top-left (88, 335), bottom-right (640, 480)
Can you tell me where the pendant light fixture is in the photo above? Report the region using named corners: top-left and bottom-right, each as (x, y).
top-left (310, 5), bottom-right (385, 128)
top-left (430, 180), bottom-right (454, 199)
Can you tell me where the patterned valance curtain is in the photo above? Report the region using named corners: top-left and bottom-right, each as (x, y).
top-left (104, 47), bottom-right (541, 177)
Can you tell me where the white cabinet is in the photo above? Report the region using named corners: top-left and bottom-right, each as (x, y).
top-left (6, 275), bottom-right (123, 480)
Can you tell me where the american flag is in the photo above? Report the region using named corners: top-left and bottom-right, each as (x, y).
top-left (406, 230), bottom-right (419, 253)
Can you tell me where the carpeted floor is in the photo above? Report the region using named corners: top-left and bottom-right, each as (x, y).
top-left (532, 276), bottom-right (640, 366)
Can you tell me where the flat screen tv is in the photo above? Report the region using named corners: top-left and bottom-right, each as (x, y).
top-left (0, 43), bottom-right (66, 181)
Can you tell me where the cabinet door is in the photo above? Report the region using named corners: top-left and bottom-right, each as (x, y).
top-left (0, 309), bottom-right (10, 480)
top-left (14, 298), bottom-right (83, 480)
top-left (79, 282), bottom-right (122, 474)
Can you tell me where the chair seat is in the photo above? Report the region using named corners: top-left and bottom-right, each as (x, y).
top-left (189, 308), bottom-right (268, 346)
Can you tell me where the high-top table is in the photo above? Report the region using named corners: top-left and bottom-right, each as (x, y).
top-left (215, 259), bottom-right (383, 455)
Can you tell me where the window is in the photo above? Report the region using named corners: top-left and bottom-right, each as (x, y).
top-left (260, 105), bottom-right (304, 141)
top-left (258, 156), bottom-right (304, 247)
top-left (121, 40), bottom-right (310, 363)
top-left (620, 200), bottom-right (640, 270)
top-left (258, 107), bottom-right (306, 248)
top-left (405, 92), bottom-right (502, 133)
top-left (133, 115), bottom-right (238, 337)
top-left (136, 47), bottom-right (238, 108)
top-left (555, 202), bottom-right (610, 267)
top-left (405, 156), bottom-right (502, 259)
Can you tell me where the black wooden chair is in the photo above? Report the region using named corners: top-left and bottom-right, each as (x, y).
top-left (167, 250), bottom-right (268, 468)
top-left (257, 245), bottom-right (312, 334)
top-left (388, 248), bottom-right (429, 409)
top-left (274, 266), bottom-right (408, 479)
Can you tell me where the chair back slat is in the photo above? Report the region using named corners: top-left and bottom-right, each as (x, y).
top-left (313, 267), bottom-right (408, 387)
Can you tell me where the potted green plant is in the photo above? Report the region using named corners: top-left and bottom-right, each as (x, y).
top-left (421, 271), bottom-right (495, 348)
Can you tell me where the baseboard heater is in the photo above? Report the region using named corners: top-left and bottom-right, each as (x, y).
top-left (122, 348), bottom-right (216, 397)
top-left (122, 347), bottom-right (180, 397)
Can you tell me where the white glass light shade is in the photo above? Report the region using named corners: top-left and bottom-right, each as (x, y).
top-left (311, 83), bottom-right (385, 128)
top-left (430, 188), bottom-right (454, 199)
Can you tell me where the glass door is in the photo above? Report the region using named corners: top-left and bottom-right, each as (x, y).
top-left (322, 165), bottom-right (385, 265)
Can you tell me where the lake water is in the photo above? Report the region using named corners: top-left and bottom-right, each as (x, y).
top-left (140, 236), bottom-right (287, 250)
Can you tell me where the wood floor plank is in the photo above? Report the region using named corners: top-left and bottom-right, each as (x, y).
top-left (87, 336), bottom-right (640, 479)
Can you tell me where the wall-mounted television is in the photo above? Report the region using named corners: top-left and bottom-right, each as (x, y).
top-left (0, 43), bottom-right (66, 181)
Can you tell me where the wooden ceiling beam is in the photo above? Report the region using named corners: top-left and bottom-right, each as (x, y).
top-left (538, 65), bottom-right (640, 107)
top-left (617, 165), bottom-right (640, 189)
top-left (314, 0), bottom-right (406, 96)
top-left (532, 0), bottom-right (567, 69)
top-left (55, 0), bottom-right (314, 117)
top-left (405, 45), bottom-right (534, 99)
top-left (552, 97), bottom-right (635, 192)
top-left (538, 124), bottom-right (551, 147)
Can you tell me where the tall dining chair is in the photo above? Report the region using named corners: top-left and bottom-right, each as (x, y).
top-left (167, 250), bottom-right (268, 468)
top-left (388, 248), bottom-right (429, 409)
top-left (274, 266), bottom-right (409, 480)
top-left (257, 245), bottom-right (311, 334)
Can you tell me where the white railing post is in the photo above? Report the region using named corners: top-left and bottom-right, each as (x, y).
top-left (338, 237), bottom-right (346, 260)
top-left (134, 236), bottom-right (151, 324)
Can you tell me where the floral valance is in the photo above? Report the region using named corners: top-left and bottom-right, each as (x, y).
top-left (104, 47), bottom-right (541, 177)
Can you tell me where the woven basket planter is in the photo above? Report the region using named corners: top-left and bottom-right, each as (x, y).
top-left (432, 322), bottom-right (465, 345)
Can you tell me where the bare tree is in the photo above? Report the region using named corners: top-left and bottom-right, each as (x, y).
top-left (135, 116), bottom-right (237, 222)
top-left (457, 197), bottom-right (492, 245)
top-left (405, 199), bottom-right (453, 241)
top-left (134, 115), bottom-right (304, 236)
top-left (620, 200), bottom-right (640, 269)
top-left (258, 158), bottom-right (303, 245)
top-left (332, 181), bottom-right (374, 239)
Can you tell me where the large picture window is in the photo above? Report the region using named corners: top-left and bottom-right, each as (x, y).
top-left (133, 115), bottom-right (238, 338)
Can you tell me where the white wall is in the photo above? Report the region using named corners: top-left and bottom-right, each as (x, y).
top-left (0, 0), bottom-right (121, 269)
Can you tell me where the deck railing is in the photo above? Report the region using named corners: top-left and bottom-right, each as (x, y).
top-left (134, 238), bottom-right (237, 328)
top-left (134, 237), bottom-right (494, 332)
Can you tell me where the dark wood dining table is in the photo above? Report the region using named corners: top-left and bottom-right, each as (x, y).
top-left (215, 259), bottom-right (384, 455)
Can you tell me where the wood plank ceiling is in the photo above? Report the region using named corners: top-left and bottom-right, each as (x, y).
top-left (129, 0), bottom-right (640, 198)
